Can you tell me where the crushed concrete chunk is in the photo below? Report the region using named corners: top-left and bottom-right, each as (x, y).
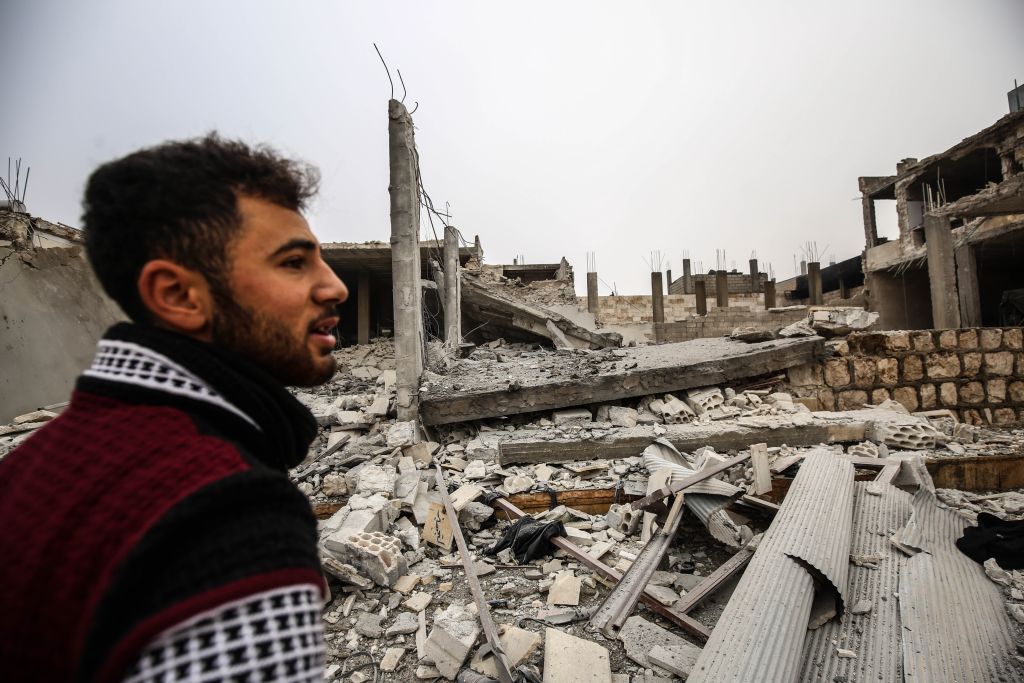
top-left (986, 558), bottom-right (1013, 586)
top-left (618, 615), bottom-right (702, 669)
top-left (543, 627), bottom-right (611, 683)
top-left (547, 572), bottom-right (582, 606)
top-left (424, 603), bottom-right (481, 680)
top-left (380, 647), bottom-right (405, 672)
top-left (387, 611), bottom-right (420, 636)
top-left (648, 644), bottom-right (698, 678)
top-left (387, 420), bottom-right (417, 448)
top-left (470, 625), bottom-right (542, 678)
top-left (552, 408), bottom-right (593, 426)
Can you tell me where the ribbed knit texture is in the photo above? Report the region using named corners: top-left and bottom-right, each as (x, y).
top-left (0, 324), bottom-right (323, 683)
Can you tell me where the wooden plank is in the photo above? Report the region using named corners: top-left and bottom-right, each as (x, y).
top-left (495, 488), bottom-right (641, 519)
top-left (491, 497), bottom-right (711, 642)
top-left (434, 466), bottom-right (515, 683)
top-left (749, 443), bottom-right (771, 495)
top-left (421, 336), bottom-right (824, 425)
top-left (925, 453), bottom-right (1024, 492)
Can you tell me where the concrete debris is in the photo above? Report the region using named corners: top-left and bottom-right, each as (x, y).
top-left (543, 627), bottom-right (612, 683)
top-left (153, 322), bottom-right (1024, 681)
top-left (809, 308), bottom-right (878, 337)
top-left (425, 603), bottom-right (481, 680)
top-left (618, 616), bottom-right (702, 671)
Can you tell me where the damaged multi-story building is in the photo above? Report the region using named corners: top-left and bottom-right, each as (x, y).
top-left (859, 108), bottom-right (1024, 330)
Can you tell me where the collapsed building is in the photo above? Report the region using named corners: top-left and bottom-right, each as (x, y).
top-left (2, 96), bottom-right (1023, 682)
top-left (859, 109), bottom-right (1024, 330)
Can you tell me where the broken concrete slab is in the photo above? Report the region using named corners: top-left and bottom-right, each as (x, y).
top-left (380, 647), bottom-right (406, 673)
top-left (469, 625), bottom-right (542, 678)
top-left (617, 615), bottom-right (702, 669)
top-left (461, 273), bottom-right (621, 351)
top-left (547, 572), bottom-right (582, 606)
top-left (648, 644), bottom-right (699, 679)
top-left (543, 627), bottom-right (612, 683)
top-left (424, 603), bottom-right (481, 680)
top-left (493, 409), bottom-right (925, 465)
top-left (421, 336), bottom-right (823, 425)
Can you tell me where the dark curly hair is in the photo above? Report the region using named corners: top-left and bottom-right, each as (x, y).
top-left (82, 133), bottom-right (320, 321)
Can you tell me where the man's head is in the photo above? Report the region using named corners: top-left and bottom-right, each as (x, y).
top-left (83, 134), bottom-right (348, 386)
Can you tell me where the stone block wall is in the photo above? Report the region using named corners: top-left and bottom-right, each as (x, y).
top-left (668, 272), bottom-right (767, 295)
top-left (580, 293), bottom-right (766, 324)
top-left (786, 327), bottom-right (1024, 425)
top-left (654, 306), bottom-right (809, 342)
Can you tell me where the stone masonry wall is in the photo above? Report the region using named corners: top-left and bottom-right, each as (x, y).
top-left (580, 293), bottom-right (766, 324)
top-left (786, 327), bottom-right (1024, 425)
top-left (655, 306), bottom-right (810, 342)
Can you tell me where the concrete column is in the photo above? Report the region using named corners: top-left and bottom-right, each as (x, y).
top-left (807, 262), bottom-right (823, 305)
top-left (694, 279), bottom-right (708, 315)
top-left (388, 99), bottom-right (424, 421)
top-left (955, 243), bottom-right (982, 328)
top-left (763, 279), bottom-right (776, 309)
top-left (838, 276), bottom-right (849, 300)
top-left (748, 259), bottom-right (759, 293)
top-left (682, 259), bottom-right (692, 294)
top-left (715, 271), bottom-right (729, 308)
top-left (666, 269), bottom-right (672, 292)
top-left (924, 214), bottom-right (961, 329)
top-left (800, 260), bottom-right (807, 275)
top-left (651, 272), bottom-right (665, 323)
top-left (586, 272), bottom-right (599, 316)
top-left (861, 195), bottom-right (878, 248)
top-left (1000, 152), bottom-right (1014, 181)
top-left (357, 272), bottom-right (371, 345)
top-left (443, 225), bottom-right (461, 345)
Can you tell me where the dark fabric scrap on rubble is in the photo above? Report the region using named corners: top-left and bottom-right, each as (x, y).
top-left (487, 515), bottom-right (566, 564)
top-left (956, 512), bottom-right (1024, 569)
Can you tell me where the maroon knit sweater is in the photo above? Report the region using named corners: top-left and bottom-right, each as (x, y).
top-left (0, 323), bottom-right (324, 683)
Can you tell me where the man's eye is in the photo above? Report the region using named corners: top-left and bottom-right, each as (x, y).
top-left (282, 257), bottom-right (304, 269)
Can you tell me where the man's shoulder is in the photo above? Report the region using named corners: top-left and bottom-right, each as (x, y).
top-left (1, 389), bottom-right (256, 494)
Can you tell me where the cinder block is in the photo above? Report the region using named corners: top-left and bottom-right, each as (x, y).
top-left (323, 529), bottom-right (407, 587)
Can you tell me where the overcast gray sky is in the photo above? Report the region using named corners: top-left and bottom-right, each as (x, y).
top-left (3, 1), bottom-right (1023, 295)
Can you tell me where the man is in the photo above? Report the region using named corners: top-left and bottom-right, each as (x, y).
top-left (0, 134), bottom-right (347, 682)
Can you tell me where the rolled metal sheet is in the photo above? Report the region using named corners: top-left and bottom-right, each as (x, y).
top-left (643, 438), bottom-right (749, 547)
top-left (688, 451), bottom-right (854, 683)
top-left (897, 487), bottom-right (1022, 682)
top-left (799, 481), bottom-right (912, 682)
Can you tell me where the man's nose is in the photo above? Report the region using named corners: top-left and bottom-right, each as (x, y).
top-left (315, 260), bottom-right (348, 305)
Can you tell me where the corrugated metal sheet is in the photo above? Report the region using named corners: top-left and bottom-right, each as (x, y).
top-left (897, 487), bottom-right (1022, 682)
top-left (688, 451), bottom-right (855, 683)
top-left (643, 439), bottom-right (750, 547)
top-left (799, 481), bottom-right (912, 682)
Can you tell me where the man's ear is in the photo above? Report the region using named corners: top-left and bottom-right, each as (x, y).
top-left (137, 259), bottom-right (214, 339)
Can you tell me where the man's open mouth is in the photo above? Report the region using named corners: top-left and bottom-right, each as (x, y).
top-left (309, 316), bottom-right (339, 345)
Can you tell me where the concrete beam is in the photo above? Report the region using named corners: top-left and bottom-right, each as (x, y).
top-left (419, 335), bottom-right (824, 425)
top-left (924, 214), bottom-right (961, 329)
top-left (955, 243), bottom-right (982, 328)
top-left (694, 279), bottom-right (708, 315)
top-left (651, 271), bottom-right (665, 323)
top-left (444, 225), bottom-right (461, 345)
top-left (715, 271), bottom-right (729, 308)
top-left (388, 99), bottom-right (424, 420)
top-left (807, 262), bottom-right (823, 306)
top-left (861, 195), bottom-right (878, 248)
top-left (357, 272), bottom-right (370, 345)
top-left (587, 272), bottom-right (599, 315)
top-left (763, 279), bottom-right (776, 309)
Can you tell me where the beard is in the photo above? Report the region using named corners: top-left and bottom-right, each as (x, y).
top-left (209, 294), bottom-right (336, 387)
